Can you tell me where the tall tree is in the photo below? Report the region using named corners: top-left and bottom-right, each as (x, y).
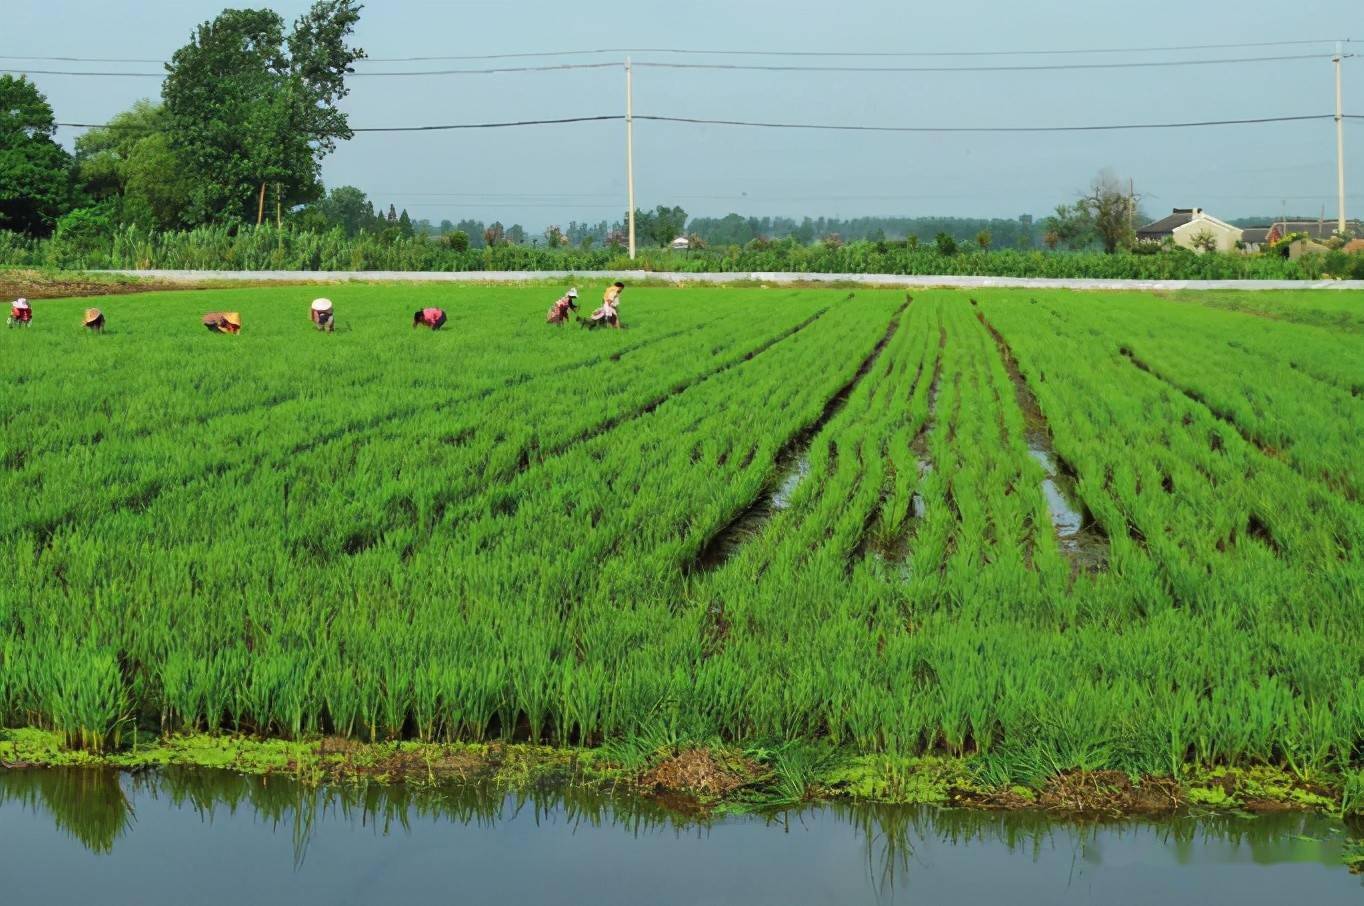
top-left (306, 184), bottom-right (375, 235)
top-left (161, 1), bottom-right (364, 225)
top-left (649, 205), bottom-right (687, 245)
top-left (74, 101), bottom-right (193, 229)
top-left (1078, 170), bottom-right (1140, 254)
top-left (0, 75), bottom-right (76, 235)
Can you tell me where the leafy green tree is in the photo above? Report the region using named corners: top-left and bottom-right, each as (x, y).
top-left (162, 1), bottom-right (364, 225)
top-left (1043, 202), bottom-right (1095, 250)
top-left (443, 229), bottom-right (469, 252)
top-left (934, 232), bottom-right (958, 256)
top-left (649, 205), bottom-right (687, 246)
top-left (455, 219), bottom-right (485, 247)
top-left (506, 224), bottom-right (526, 245)
top-left (310, 185), bottom-right (375, 235)
top-left (74, 101), bottom-right (193, 229)
top-left (397, 208), bottom-right (413, 238)
top-left (975, 229), bottom-right (991, 251)
top-left (0, 75), bottom-right (77, 235)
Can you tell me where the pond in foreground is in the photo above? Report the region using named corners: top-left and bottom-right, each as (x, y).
top-left (0, 768), bottom-right (1359, 905)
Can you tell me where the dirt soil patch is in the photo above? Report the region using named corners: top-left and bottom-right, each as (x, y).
top-left (964, 770), bottom-right (1183, 815)
top-left (0, 269), bottom-right (321, 301)
top-left (641, 748), bottom-right (761, 799)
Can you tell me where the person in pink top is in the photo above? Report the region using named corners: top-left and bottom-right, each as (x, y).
top-left (412, 307), bottom-right (447, 330)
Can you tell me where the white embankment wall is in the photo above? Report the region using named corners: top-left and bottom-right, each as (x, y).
top-left (96, 269), bottom-right (1364, 292)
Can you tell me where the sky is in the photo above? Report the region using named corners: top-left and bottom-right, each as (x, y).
top-left (6, 0), bottom-right (1361, 231)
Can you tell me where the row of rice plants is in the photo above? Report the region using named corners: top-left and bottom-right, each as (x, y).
top-left (1027, 292), bottom-right (1363, 499)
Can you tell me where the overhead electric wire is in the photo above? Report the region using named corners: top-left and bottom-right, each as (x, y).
top-left (7, 50), bottom-right (1353, 79)
top-left (634, 53), bottom-right (1345, 74)
top-left (54, 114), bottom-right (624, 131)
top-left (634, 113), bottom-right (1339, 133)
top-left (1, 61), bottom-right (620, 78)
top-left (1, 37), bottom-right (1350, 65)
top-left (57, 112), bottom-right (1357, 134)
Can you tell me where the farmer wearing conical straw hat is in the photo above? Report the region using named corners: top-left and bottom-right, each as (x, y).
top-left (8, 298), bottom-right (32, 327)
top-left (83, 308), bottom-right (105, 332)
top-left (546, 287), bottom-right (578, 325)
top-left (309, 298), bottom-right (335, 332)
top-left (202, 311), bottom-right (241, 334)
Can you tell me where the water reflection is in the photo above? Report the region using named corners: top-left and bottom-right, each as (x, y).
top-left (0, 768), bottom-right (1359, 905)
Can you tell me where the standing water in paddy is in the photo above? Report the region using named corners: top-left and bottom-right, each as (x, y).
top-left (0, 769), bottom-right (1359, 906)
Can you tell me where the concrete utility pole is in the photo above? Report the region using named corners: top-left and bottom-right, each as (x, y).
top-left (1335, 42), bottom-right (1346, 234)
top-left (626, 57), bottom-right (637, 260)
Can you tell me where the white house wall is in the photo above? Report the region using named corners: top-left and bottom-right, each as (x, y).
top-left (1172, 218), bottom-right (1244, 253)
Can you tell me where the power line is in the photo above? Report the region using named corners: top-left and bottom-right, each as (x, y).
top-left (56, 112), bottom-right (1360, 134)
top-left (634, 113), bottom-right (1339, 133)
top-left (54, 114), bottom-right (624, 132)
top-left (9, 51), bottom-right (1354, 80)
top-left (361, 39), bottom-right (1355, 61)
top-left (352, 115), bottom-right (622, 132)
top-left (1, 37), bottom-right (1351, 65)
top-left (635, 53), bottom-right (1345, 74)
top-left (1, 61), bottom-right (620, 78)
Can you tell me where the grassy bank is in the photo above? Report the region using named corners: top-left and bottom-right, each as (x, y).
top-left (3, 728), bottom-right (1360, 822)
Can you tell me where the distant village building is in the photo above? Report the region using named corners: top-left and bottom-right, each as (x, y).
top-left (1136, 208), bottom-right (1243, 253)
top-left (1265, 219), bottom-right (1364, 245)
top-left (670, 235), bottom-right (691, 251)
top-left (1239, 227), bottom-right (1271, 253)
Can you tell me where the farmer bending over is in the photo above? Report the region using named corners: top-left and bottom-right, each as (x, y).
top-left (83, 308), bottom-right (105, 332)
top-left (413, 307), bottom-right (447, 330)
top-left (546, 287), bottom-right (579, 325)
top-left (8, 298), bottom-right (32, 327)
top-left (584, 282), bottom-right (624, 330)
top-left (310, 298), bottom-right (335, 332)
top-left (202, 311), bottom-right (241, 334)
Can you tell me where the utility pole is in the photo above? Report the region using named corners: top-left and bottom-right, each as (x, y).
top-left (1335, 42), bottom-right (1346, 235)
top-left (626, 57), bottom-right (636, 260)
top-left (1128, 177), bottom-right (1135, 236)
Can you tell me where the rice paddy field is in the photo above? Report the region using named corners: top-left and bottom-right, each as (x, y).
top-left (1, 282), bottom-right (1362, 798)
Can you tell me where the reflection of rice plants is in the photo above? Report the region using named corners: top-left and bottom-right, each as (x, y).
top-left (1, 285), bottom-right (1361, 792)
top-left (0, 770), bottom-right (132, 854)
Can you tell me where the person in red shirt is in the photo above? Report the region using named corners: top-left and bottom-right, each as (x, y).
top-left (546, 288), bottom-right (578, 325)
top-left (413, 307), bottom-right (447, 330)
top-left (8, 298), bottom-right (32, 327)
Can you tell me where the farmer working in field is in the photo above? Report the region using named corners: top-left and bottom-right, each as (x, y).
top-left (83, 308), bottom-right (105, 332)
top-left (8, 298), bottom-right (32, 327)
top-left (310, 298), bottom-right (335, 332)
top-left (202, 311), bottom-right (242, 334)
top-left (546, 287), bottom-right (579, 325)
top-left (413, 307), bottom-right (447, 330)
top-left (584, 282), bottom-right (625, 330)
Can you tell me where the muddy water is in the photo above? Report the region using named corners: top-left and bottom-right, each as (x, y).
top-left (693, 305), bottom-right (906, 573)
top-left (0, 769), bottom-right (1359, 906)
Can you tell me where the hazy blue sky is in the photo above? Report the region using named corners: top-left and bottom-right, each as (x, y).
top-left (8, 0), bottom-right (1360, 230)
